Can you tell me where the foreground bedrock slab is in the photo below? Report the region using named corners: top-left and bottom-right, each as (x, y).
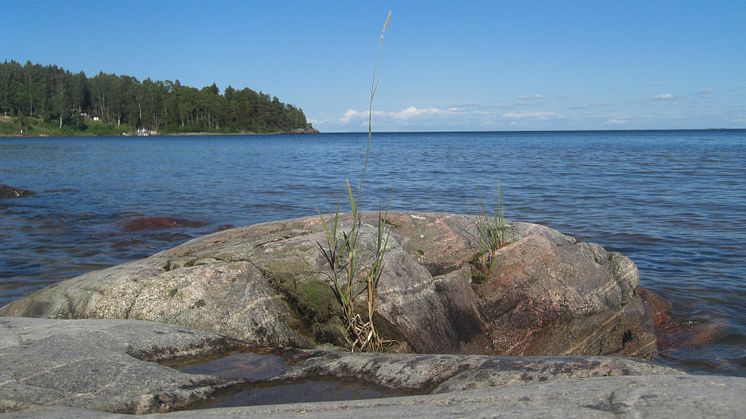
top-left (5, 376), bottom-right (746, 419)
top-left (0, 317), bottom-right (244, 414)
top-left (1, 212), bottom-right (657, 357)
top-left (278, 350), bottom-right (681, 393)
top-left (0, 317), bottom-right (679, 415)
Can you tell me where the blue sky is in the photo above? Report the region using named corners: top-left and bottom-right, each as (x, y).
top-left (2, 1), bottom-right (744, 131)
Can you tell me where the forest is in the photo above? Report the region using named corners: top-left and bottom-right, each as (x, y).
top-left (0, 60), bottom-right (314, 135)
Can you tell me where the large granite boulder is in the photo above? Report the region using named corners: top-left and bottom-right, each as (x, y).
top-left (0, 212), bottom-right (657, 357)
top-left (0, 183), bottom-right (36, 198)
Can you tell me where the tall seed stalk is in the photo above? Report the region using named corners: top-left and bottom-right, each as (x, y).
top-left (318, 11), bottom-right (392, 352)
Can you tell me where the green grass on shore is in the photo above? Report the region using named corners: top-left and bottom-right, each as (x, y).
top-left (0, 116), bottom-right (131, 137)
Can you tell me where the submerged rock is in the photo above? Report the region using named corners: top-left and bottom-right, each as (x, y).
top-left (212, 224), bottom-right (235, 232)
top-left (637, 287), bottom-right (725, 351)
top-left (115, 216), bottom-right (208, 232)
top-left (0, 183), bottom-right (36, 198)
top-left (1, 212), bottom-right (657, 357)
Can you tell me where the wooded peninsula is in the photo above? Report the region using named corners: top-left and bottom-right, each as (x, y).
top-left (0, 60), bottom-right (316, 136)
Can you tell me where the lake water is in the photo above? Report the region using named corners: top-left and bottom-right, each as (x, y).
top-left (1, 130), bottom-right (744, 376)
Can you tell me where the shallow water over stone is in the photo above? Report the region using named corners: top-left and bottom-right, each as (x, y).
top-left (174, 351), bottom-right (402, 408)
top-left (1, 130), bottom-right (745, 375)
top-left (177, 351), bottom-right (290, 381)
top-left (192, 378), bottom-right (399, 408)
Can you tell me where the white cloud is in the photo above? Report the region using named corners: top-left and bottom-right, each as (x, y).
top-left (340, 109), bottom-right (360, 123)
top-left (392, 106), bottom-right (447, 119)
top-left (316, 94), bottom-right (744, 131)
top-left (518, 94), bottom-right (545, 101)
top-left (653, 93), bottom-right (674, 101)
top-left (501, 111), bottom-right (558, 120)
top-left (333, 102), bottom-right (571, 130)
top-left (606, 116), bottom-right (629, 124)
top-left (340, 106), bottom-right (451, 124)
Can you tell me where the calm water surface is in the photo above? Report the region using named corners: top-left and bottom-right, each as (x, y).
top-left (1, 131), bottom-right (745, 375)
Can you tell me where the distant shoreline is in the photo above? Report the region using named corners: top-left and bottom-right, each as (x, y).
top-left (0, 129), bottom-right (320, 138)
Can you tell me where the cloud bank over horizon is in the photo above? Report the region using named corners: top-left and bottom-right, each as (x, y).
top-left (313, 88), bottom-right (745, 132)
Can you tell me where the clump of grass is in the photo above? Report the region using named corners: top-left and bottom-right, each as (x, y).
top-left (318, 11), bottom-right (392, 352)
top-left (474, 180), bottom-right (508, 276)
top-left (319, 200), bottom-right (389, 352)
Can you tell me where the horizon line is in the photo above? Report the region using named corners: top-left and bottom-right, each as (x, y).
top-left (322, 128), bottom-right (746, 134)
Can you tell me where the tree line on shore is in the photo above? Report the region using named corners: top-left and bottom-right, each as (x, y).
top-left (0, 60), bottom-right (313, 134)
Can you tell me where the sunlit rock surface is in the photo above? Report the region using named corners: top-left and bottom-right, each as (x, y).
top-left (1, 212), bottom-right (657, 357)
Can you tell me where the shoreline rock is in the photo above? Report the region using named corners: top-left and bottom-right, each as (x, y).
top-left (289, 127), bottom-right (320, 134)
top-left (1, 212), bottom-right (657, 358)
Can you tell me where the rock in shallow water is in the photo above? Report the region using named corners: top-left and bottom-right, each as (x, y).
top-left (0, 183), bottom-right (36, 198)
top-left (637, 287), bottom-right (725, 351)
top-left (0, 212), bottom-right (657, 357)
top-left (115, 216), bottom-right (208, 232)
